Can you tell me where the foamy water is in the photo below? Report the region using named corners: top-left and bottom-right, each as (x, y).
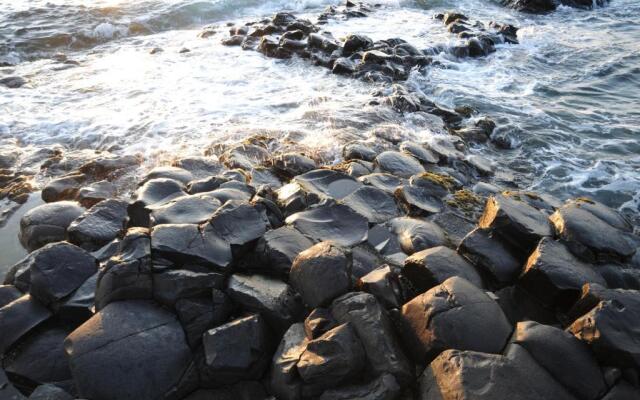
top-left (1, 0), bottom-right (639, 214)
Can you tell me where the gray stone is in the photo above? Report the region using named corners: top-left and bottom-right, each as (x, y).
top-left (374, 151), bottom-right (425, 178)
top-left (388, 217), bottom-right (447, 255)
top-left (0, 285), bottom-right (22, 308)
top-left (286, 204), bottom-right (368, 247)
top-left (187, 176), bottom-right (228, 194)
top-left (42, 174), bottom-right (86, 203)
top-left (150, 193), bottom-right (222, 225)
top-left (76, 180), bottom-right (117, 208)
top-left (304, 308), bottom-right (337, 339)
top-left (0, 294), bottom-right (51, 353)
top-left (28, 384), bottom-right (73, 400)
top-left (67, 199), bottom-right (128, 251)
top-left (319, 373), bottom-right (400, 400)
top-left (270, 323), bottom-right (309, 400)
top-left (272, 153), bottom-right (317, 178)
top-left (395, 185), bottom-right (443, 216)
top-left (400, 142), bottom-right (439, 164)
top-left (175, 290), bottom-right (233, 348)
top-left (343, 186), bottom-right (400, 224)
top-left (143, 166), bottom-right (193, 185)
top-left (293, 169), bottom-right (361, 200)
top-left (254, 226), bottom-right (314, 276)
top-left (19, 201), bottom-right (84, 252)
top-left (207, 201), bottom-right (270, 249)
top-left (403, 246), bottom-right (483, 293)
top-left (358, 173), bottom-right (405, 194)
top-left (153, 269), bottom-right (224, 306)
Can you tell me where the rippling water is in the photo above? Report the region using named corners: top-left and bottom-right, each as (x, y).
top-left (1, 0), bottom-right (638, 214)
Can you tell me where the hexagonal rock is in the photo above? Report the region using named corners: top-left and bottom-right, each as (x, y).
top-left (219, 143), bottom-right (270, 170)
top-left (331, 292), bottom-right (413, 384)
top-left (64, 300), bottom-right (192, 400)
top-left (153, 269), bottom-right (224, 307)
top-left (373, 151), bottom-right (425, 178)
top-left (388, 217), bottom-right (447, 255)
top-left (513, 321), bottom-right (606, 400)
top-left (150, 223), bottom-right (232, 270)
top-left (568, 286), bottom-right (640, 371)
top-left (27, 242), bottom-right (98, 306)
top-left (270, 323), bottom-right (309, 400)
top-left (133, 178), bottom-right (186, 207)
top-left (520, 237), bottom-right (606, 308)
top-left (272, 153), bottom-right (317, 178)
top-left (395, 185), bottom-right (443, 216)
top-left (342, 186), bottom-right (400, 224)
top-left (227, 273), bottom-right (303, 332)
top-left (479, 193), bottom-right (552, 252)
top-left (401, 277), bottom-right (511, 363)
top-left (419, 346), bottom-right (576, 400)
top-left (207, 200), bottom-right (270, 248)
top-left (403, 246), bottom-right (483, 293)
top-left (286, 204), bottom-right (368, 247)
top-left (67, 199), bottom-right (128, 251)
top-left (142, 166), bottom-right (194, 185)
top-left (290, 242), bottom-right (352, 308)
top-left (202, 314), bottom-right (273, 385)
top-left (0, 295), bottom-right (51, 353)
top-left (76, 180), bottom-right (117, 208)
top-left (175, 290), bottom-right (233, 348)
top-left (293, 169), bottom-right (361, 200)
top-left (150, 193), bottom-right (222, 225)
top-left (358, 265), bottom-right (408, 309)
top-left (358, 173), bottom-right (405, 194)
top-left (318, 373), bottom-right (400, 400)
top-left (549, 202), bottom-right (636, 263)
top-left (458, 227), bottom-right (522, 288)
top-left (297, 323), bottom-right (365, 387)
top-left (19, 201), bottom-right (84, 252)
top-left (254, 226), bottom-right (314, 276)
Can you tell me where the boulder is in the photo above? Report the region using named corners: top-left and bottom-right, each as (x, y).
top-left (358, 265), bottom-right (410, 309)
top-left (76, 180), bottom-right (117, 208)
top-left (520, 237), bottom-right (606, 308)
top-left (270, 323), bottom-right (309, 400)
top-left (202, 314), bottom-right (273, 385)
top-left (220, 144), bottom-right (270, 170)
top-left (342, 34), bottom-right (373, 55)
top-left (27, 242), bottom-right (98, 306)
top-left (290, 242), bottom-right (352, 308)
top-left (374, 151), bottom-right (425, 178)
top-left (400, 141), bottom-right (439, 164)
top-left (0, 295), bottom-right (51, 353)
top-left (67, 199), bottom-right (128, 251)
top-left (187, 176), bottom-right (228, 194)
top-left (286, 204), bottom-right (368, 247)
top-left (319, 373), bottom-right (400, 400)
top-left (401, 277), bottom-right (512, 363)
top-left (207, 201), bottom-right (270, 250)
top-left (19, 201), bottom-right (84, 252)
top-left (293, 169), bottom-right (361, 200)
top-left (403, 246), bottom-right (483, 293)
top-left (331, 292), bottom-right (413, 384)
top-left (227, 273), bottom-right (303, 331)
top-left (153, 269), bottom-right (224, 306)
top-left (250, 167), bottom-right (283, 189)
top-left (343, 142), bottom-right (378, 162)
top-left (272, 153), bottom-right (317, 178)
top-left (150, 193), bottom-right (222, 225)
top-left (388, 217), bottom-right (447, 254)
top-left (304, 308), bottom-right (337, 339)
top-left (297, 323), bottom-right (365, 386)
top-left (133, 178), bottom-right (186, 207)
top-left (342, 186), bottom-right (400, 224)
top-left (549, 203), bottom-right (636, 263)
top-left (150, 223), bottom-right (232, 270)
top-left (175, 290), bottom-right (233, 348)
top-left (254, 226), bottom-right (314, 276)
top-left (513, 321), bottom-right (606, 400)
top-left (458, 228), bottom-right (522, 288)
top-left (64, 300), bottom-right (192, 400)
top-left (367, 224), bottom-right (407, 265)
top-left (432, 211), bottom-right (476, 247)
top-left (56, 272), bottom-right (98, 322)
top-left (395, 185), bottom-right (443, 216)
top-left (172, 157), bottom-right (223, 179)
top-left (358, 173), bottom-right (405, 194)
top-left (41, 174), bottom-right (86, 203)
top-left (479, 194), bottom-right (552, 252)
top-left (504, 0), bottom-right (556, 13)
top-left (0, 366), bottom-right (24, 400)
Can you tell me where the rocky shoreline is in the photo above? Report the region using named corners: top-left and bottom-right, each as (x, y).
top-left (2, 3), bottom-right (640, 400)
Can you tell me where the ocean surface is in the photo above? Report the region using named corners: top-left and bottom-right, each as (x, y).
top-left (1, 0), bottom-right (638, 268)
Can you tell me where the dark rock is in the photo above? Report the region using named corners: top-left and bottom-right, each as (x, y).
top-left (286, 203), bottom-right (368, 246)
top-left (204, 187), bottom-right (252, 204)
top-left (270, 323), bottom-right (308, 400)
top-left (143, 166), bottom-right (193, 185)
top-left (150, 193), bottom-right (222, 225)
top-left (599, 264), bottom-right (640, 290)
top-left (568, 198), bottom-right (633, 232)
top-left (0, 76), bottom-right (27, 88)
top-left (343, 34), bottom-right (373, 55)
top-left (134, 178), bottom-right (186, 208)
top-left (227, 273), bottom-right (303, 332)
top-left (297, 323), bottom-right (365, 386)
top-left (56, 272), bottom-right (97, 322)
top-left (358, 173), bottom-right (405, 194)
top-left (343, 142), bottom-right (378, 162)
top-left (76, 180), bottom-right (117, 208)
top-left (569, 286), bottom-right (640, 371)
top-left (175, 290), bottom-right (233, 348)
top-left (402, 277), bottom-right (511, 363)
top-left (419, 346), bottom-right (576, 400)
top-left (495, 285), bottom-right (557, 326)
top-left (293, 169), bottom-right (361, 200)
top-left (550, 202), bottom-right (636, 263)
top-left (187, 176), bottom-right (228, 194)
top-left (290, 242), bottom-right (351, 308)
top-left (385, 217), bottom-right (447, 256)
top-left (223, 35), bottom-right (245, 46)
top-left (0, 285), bottom-right (22, 308)
top-left (374, 151), bottom-right (425, 178)
top-left (28, 384), bottom-right (73, 400)
top-left (601, 380), bottom-right (640, 400)
top-left (202, 314), bottom-right (273, 385)
top-left (504, 0), bottom-right (556, 13)
top-left (479, 193), bottom-right (552, 252)
top-left (331, 292), bottom-right (413, 384)
top-left (151, 223), bottom-right (232, 270)
top-left (41, 174), bottom-right (86, 202)
top-left (319, 373), bottom-right (400, 400)
top-left (78, 154), bottom-right (140, 180)
top-left (4, 325), bottom-right (72, 387)
top-left (27, 242), bottom-right (97, 306)
top-left (458, 227), bottom-right (521, 288)
top-left (67, 199), bottom-right (127, 251)
top-left (220, 144), bottom-right (270, 170)
top-left (432, 211), bottom-right (476, 247)
top-left (520, 237), bottom-right (606, 308)
top-left (342, 186), bottom-right (399, 224)
top-left (308, 33), bottom-right (339, 53)
top-left (304, 308), bottom-right (337, 339)
top-left (153, 269), bottom-right (224, 307)
top-left (182, 382), bottom-right (267, 400)
top-left (65, 300), bottom-right (192, 400)
top-left (207, 200), bottom-right (269, 251)
top-left (403, 246), bottom-right (483, 292)
top-left (250, 167), bottom-right (283, 189)
top-left (358, 265), bottom-right (408, 308)
top-left (395, 184), bottom-right (444, 216)
top-left (0, 295), bottom-right (51, 353)
top-left (272, 153), bottom-right (317, 178)
top-left (333, 57), bottom-right (356, 74)
top-left (400, 142), bottom-right (439, 164)
top-left (254, 226), bottom-right (314, 276)
top-left (513, 321), bottom-right (607, 400)
top-left (173, 156), bottom-right (223, 179)
top-left (367, 224), bottom-right (407, 265)
top-left (19, 201), bottom-right (84, 252)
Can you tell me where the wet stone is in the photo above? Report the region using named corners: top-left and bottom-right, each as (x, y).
top-left (290, 242), bottom-right (352, 308)
top-left (286, 203), bottom-right (368, 247)
top-left (133, 178), bottom-right (186, 208)
top-left (374, 151), bottom-right (425, 178)
top-left (304, 308), bottom-right (337, 339)
top-left (67, 199), bottom-right (128, 251)
top-left (403, 246), bottom-right (484, 293)
top-left (388, 217), bottom-right (448, 255)
top-left (0, 294), bottom-right (51, 353)
top-left (28, 384), bottom-right (73, 400)
top-left (41, 174), bottom-right (86, 203)
top-left (65, 300), bottom-right (192, 400)
top-left (342, 34), bottom-right (373, 55)
top-left (0, 76), bottom-right (27, 88)
top-left (432, 211), bottom-right (476, 247)
top-left (220, 143), bottom-right (270, 170)
top-left (357, 265), bottom-right (408, 308)
top-left (250, 167), bottom-right (283, 189)
top-left (76, 180), bottom-right (117, 208)
top-left (358, 173), bottom-right (405, 194)
top-left (56, 272), bottom-right (98, 322)
top-left (143, 166), bottom-right (194, 185)
top-left (207, 200), bottom-right (270, 249)
top-left (402, 277), bottom-right (511, 363)
top-left (203, 187), bottom-right (252, 204)
top-left (153, 269), bottom-right (224, 307)
top-left (187, 176), bottom-right (228, 194)
top-left (342, 185), bottom-right (400, 224)
top-left (367, 223), bottom-right (407, 265)
top-left (272, 153), bottom-right (317, 178)
top-left (395, 184), bottom-right (444, 216)
top-left (227, 273), bottom-right (303, 332)
top-left (173, 156), bottom-right (223, 179)
top-left (19, 201), bottom-right (84, 252)
top-left (293, 169), bottom-right (361, 200)
top-left (399, 141), bottom-right (439, 164)
top-left (150, 193), bottom-right (222, 225)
